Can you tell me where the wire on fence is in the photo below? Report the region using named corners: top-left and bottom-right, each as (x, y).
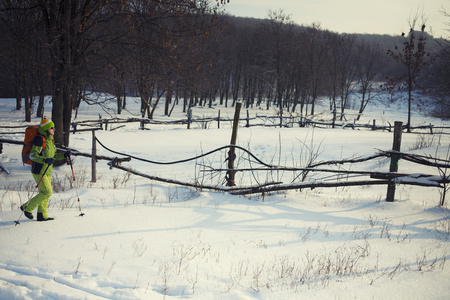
top-left (94, 137), bottom-right (274, 168)
top-left (95, 136), bottom-right (450, 172)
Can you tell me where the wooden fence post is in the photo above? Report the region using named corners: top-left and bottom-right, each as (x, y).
top-left (386, 121), bottom-right (403, 202)
top-left (91, 130), bottom-right (97, 182)
top-left (279, 109), bottom-right (283, 128)
top-left (226, 102), bottom-right (241, 186)
top-left (246, 110), bottom-right (250, 127)
top-left (187, 107), bottom-right (192, 129)
top-left (332, 109), bottom-right (336, 128)
top-left (218, 110), bottom-right (221, 129)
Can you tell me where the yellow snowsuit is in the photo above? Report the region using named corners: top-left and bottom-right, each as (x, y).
top-left (23, 127), bottom-right (65, 219)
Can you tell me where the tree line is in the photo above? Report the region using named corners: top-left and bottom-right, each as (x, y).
top-left (0, 1), bottom-right (449, 145)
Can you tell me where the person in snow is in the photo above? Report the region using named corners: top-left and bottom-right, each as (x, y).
top-left (21, 119), bottom-right (71, 221)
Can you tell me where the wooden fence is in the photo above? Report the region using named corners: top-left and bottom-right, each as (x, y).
top-left (1, 109), bottom-right (450, 204)
top-left (72, 113), bottom-right (448, 133)
top-left (1, 109), bottom-right (449, 134)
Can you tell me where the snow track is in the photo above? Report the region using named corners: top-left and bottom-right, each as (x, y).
top-left (0, 263), bottom-right (136, 299)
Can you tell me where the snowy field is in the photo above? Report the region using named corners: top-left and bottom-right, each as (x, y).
top-left (0, 95), bottom-right (450, 299)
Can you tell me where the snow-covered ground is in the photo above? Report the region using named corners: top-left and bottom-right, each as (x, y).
top-left (0, 95), bottom-right (450, 299)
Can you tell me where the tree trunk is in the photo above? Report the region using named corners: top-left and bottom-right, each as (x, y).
top-left (52, 84), bottom-right (65, 145)
top-left (36, 93), bottom-right (45, 118)
top-left (117, 96), bottom-right (122, 115)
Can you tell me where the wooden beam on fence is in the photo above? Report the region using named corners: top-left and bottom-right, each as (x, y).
top-left (70, 127), bottom-right (102, 134)
top-left (386, 121), bottom-right (403, 202)
top-left (0, 138), bottom-right (24, 145)
top-left (226, 102), bottom-right (242, 186)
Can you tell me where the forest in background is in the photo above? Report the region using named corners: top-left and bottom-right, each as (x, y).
top-left (0, 1), bottom-right (449, 145)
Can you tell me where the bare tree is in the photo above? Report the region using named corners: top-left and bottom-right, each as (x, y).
top-left (330, 34), bottom-right (358, 121)
top-left (303, 24), bottom-right (329, 116)
top-left (355, 41), bottom-right (384, 120)
top-left (288, 29), bottom-right (309, 114)
top-left (387, 16), bottom-right (430, 132)
top-left (260, 10), bottom-right (295, 114)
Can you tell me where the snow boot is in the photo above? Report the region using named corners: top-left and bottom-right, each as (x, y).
top-left (37, 213), bottom-right (54, 221)
top-left (21, 205), bottom-right (33, 220)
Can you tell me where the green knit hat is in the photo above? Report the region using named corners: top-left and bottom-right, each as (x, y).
top-left (40, 119), bottom-right (55, 131)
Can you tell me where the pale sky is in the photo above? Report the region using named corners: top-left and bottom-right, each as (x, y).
top-left (224, 0), bottom-right (449, 38)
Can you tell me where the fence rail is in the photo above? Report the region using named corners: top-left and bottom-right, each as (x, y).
top-left (1, 112), bottom-right (449, 134)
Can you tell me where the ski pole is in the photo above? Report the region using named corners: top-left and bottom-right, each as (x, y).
top-left (69, 157), bottom-right (85, 216)
top-left (15, 164), bottom-right (50, 226)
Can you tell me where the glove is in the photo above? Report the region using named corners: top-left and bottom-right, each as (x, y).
top-left (64, 151), bottom-right (71, 158)
top-left (45, 158), bottom-right (55, 165)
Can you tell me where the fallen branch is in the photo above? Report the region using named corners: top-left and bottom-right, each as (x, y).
top-left (109, 161), bottom-right (282, 193)
top-left (201, 167), bottom-right (410, 177)
top-left (308, 152), bottom-right (387, 168)
top-left (230, 178), bottom-right (444, 195)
